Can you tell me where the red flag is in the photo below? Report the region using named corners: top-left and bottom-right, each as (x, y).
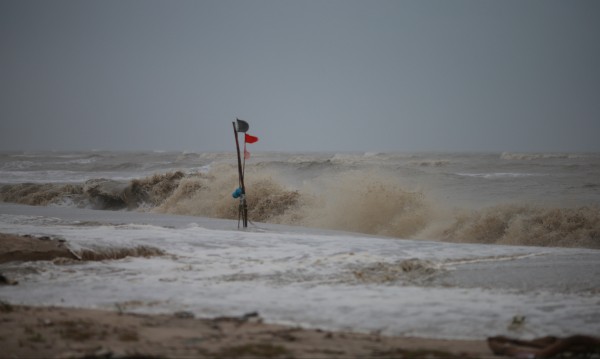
top-left (244, 148), bottom-right (251, 160)
top-left (245, 133), bottom-right (259, 144)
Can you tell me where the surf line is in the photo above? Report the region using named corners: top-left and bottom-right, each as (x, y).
top-left (231, 118), bottom-right (259, 229)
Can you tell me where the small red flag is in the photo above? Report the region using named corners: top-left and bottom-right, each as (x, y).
top-left (244, 149), bottom-right (251, 160)
top-left (245, 133), bottom-right (259, 144)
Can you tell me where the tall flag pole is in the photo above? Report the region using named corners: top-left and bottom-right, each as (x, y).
top-left (232, 118), bottom-right (259, 228)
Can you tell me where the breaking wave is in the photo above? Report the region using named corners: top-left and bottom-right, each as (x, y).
top-left (70, 245), bottom-right (165, 262)
top-left (274, 171), bottom-right (431, 239)
top-left (0, 183), bottom-right (84, 206)
top-left (1, 167), bottom-right (599, 249)
top-left (438, 205), bottom-right (600, 248)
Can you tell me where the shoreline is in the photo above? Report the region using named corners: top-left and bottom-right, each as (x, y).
top-left (0, 303), bottom-right (495, 359)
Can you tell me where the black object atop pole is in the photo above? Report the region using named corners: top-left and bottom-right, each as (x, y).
top-left (236, 118), bottom-right (249, 133)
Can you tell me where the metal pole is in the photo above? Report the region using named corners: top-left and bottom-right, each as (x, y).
top-left (232, 122), bottom-right (248, 228)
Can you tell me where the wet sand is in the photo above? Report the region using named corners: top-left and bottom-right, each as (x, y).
top-left (0, 233), bottom-right (76, 264)
top-left (0, 304), bottom-right (494, 359)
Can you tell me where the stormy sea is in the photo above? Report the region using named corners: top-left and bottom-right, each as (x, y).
top-left (1, 150), bottom-right (599, 339)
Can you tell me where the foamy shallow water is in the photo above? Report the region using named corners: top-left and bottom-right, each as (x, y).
top-left (0, 203), bottom-right (598, 340)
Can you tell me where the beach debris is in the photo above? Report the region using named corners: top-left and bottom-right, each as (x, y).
top-left (0, 300), bottom-right (14, 312)
top-left (0, 273), bottom-right (18, 285)
top-left (174, 311), bottom-right (195, 319)
top-left (507, 315), bottom-right (527, 331)
top-left (242, 311), bottom-right (260, 321)
top-left (214, 311), bottom-right (263, 325)
top-left (488, 335), bottom-right (600, 359)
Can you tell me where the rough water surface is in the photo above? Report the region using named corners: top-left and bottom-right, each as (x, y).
top-left (1, 151), bottom-right (599, 248)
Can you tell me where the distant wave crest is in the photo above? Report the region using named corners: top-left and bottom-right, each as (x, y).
top-left (500, 152), bottom-right (582, 160)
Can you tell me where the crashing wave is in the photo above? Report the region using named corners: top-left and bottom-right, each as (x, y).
top-left (439, 205), bottom-right (600, 248)
top-left (1, 167), bottom-right (599, 249)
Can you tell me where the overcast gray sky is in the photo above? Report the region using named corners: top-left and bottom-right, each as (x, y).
top-left (1, 0), bottom-right (599, 152)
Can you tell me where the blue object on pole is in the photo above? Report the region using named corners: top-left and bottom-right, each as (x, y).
top-left (232, 187), bottom-right (242, 199)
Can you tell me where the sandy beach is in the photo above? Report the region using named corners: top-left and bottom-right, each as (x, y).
top-left (1, 304), bottom-right (493, 359)
top-left (0, 233), bottom-right (497, 358)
